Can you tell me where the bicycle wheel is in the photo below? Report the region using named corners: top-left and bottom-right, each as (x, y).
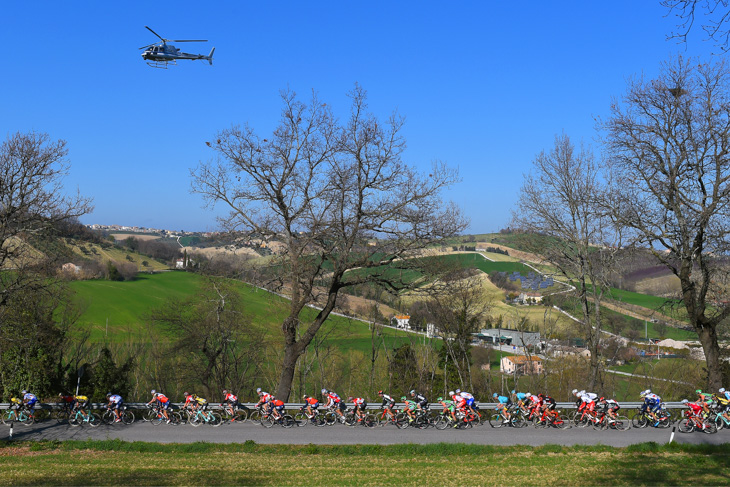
top-left (235, 409), bottom-right (248, 423)
top-left (610, 416), bottom-right (630, 431)
top-left (677, 418), bottom-right (695, 433)
top-left (324, 411), bottom-right (337, 426)
top-left (102, 410), bottom-right (116, 425)
top-left (395, 412), bottom-right (410, 429)
top-left (69, 412), bottom-right (81, 427)
top-left (248, 410), bottom-right (262, 424)
top-left (281, 414), bottom-right (295, 428)
top-left (1, 410), bottom-right (16, 426)
top-left (143, 409), bottom-right (158, 422)
top-left (552, 414), bottom-right (571, 429)
top-left (344, 412), bottom-right (357, 427)
top-left (209, 412), bottom-right (223, 427)
top-left (362, 413), bottom-right (377, 428)
top-left (261, 415), bottom-right (274, 428)
top-left (701, 420), bottom-right (718, 434)
top-left (294, 412), bottom-right (309, 427)
top-left (489, 412), bottom-right (506, 428)
top-left (53, 409), bottom-right (70, 424)
top-left (434, 415), bottom-right (449, 430)
top-left (88, 413), bottom-right (101, 428)
top-left (511, 414), bottom-right (527, 428)
top-left (122, 410), bottom-right (135, 425)
top-left (592, 416), bottom-right (606, 430)
top-left (189, 413), bottom-right (203, 427)
top-left (632, 412), bottom-right (648, 429)
top-left (151, 411), bottom-right (164, 426)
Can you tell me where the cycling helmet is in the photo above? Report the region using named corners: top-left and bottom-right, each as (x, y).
top-left (639, 390), bottom-right (649, 397)
top-left (538, 393), bottom-right (545, 398)
top-left (256, 387), bottom-right (262, 393)
top-left (106, 392), bottom-right (112, 398)
top-left (492, 393), bottom-right (498, 398)
top-left (525, 392), bottom-right (531, 397)
top-left (183, 392), bottom-right (189, 397)
top-left (720, 388), bottom-right (726, 394)
top-left (409, 390), bottom-right (415, 395)
top-left (21, 390), bottom-right (27, 394)
top-left (448, 391), bottom-right (455, 396)
top-left (321, 388), bottom-right (328, 395)
top-left (58, 393), bottom-right (63, 397)
top-left (511, 390), bottom-right (516, 394)
top-left (571, 389), bottom-right (578, 395)
top-left (378, 390), bottom-right (384, 395)
top-left (681, 399), bottom-right (689, 404)
top-left (437, 397), bottom-right (443, 401)
top-left (222, 389), bottom-right (228, 394)
top-left (455, 389), bottom-right (461, 394)
top-left (401, 396), bottom-right (407, 401)
top-left (151, 389), bottom-right (156, 394)
top-left (696, 389), bottom-right (703, 394)
top-left (302, 395), bottom-right (308, 400)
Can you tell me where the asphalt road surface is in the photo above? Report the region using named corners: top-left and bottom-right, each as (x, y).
top-left (4, 421), bottom-right (728, 447)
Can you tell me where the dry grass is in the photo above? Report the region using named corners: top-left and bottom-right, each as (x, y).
top-left (1, 442), bottom-right (728, 486)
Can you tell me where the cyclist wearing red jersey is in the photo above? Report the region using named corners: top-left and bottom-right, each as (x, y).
top-left (147, 390), bottom-right (171, 422)
top-left (221, 389), bottom-right (240, 420)
top-left (348, 396), bottom-right (368, 421)
top-left (323, 389), bottom-right (346, 420)
top-left (268, 396), bottom-right (285, 420)
top-left (302, 395), bottom-right (319, 418)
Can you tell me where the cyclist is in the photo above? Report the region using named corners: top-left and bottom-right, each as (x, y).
top-left (596, 396), bottom-right (620, 422)
top-left (146, 390), bottom-right (171, 422)
top-left (73, 393), bottom-right (90, 415)
top-left (106, 393), bottom-right (124, 422)
top-left (58, 392), bottom-right (76, 415)
top-left (220, 389), bottom-right (239, 420)
top-left (456, 389), bottom-right (477, 416)
top-left (492, 392), bottom-right (512, 423)
top-left (267, 396), bottom-right (285, 421)
top-left (696, 389), bottom-right (713, 417)
top-left (639, 389), bottom-right (663, 421)
top-left (378, 390), bottom-right (397, 421)
top-left (302, 394), bottom-right (320, 418)
top-left (540, 393), bottom-right (558, 422)
top-left (183, 392), bottom-right (208, 412)
top-left (348, 396), bottom-right (368, 421)
top-left (436, 396), bottom-right (458, 423)
top-left (716, 388), bottom-right (730, 424)
top-left (21, 390), bottom-right (38, 420)
top-left (255, 388), bottom-right (272, 408)
top-left (323, 389), bottom-right (346, 421)
top-left (401, 395), bottom-right (418, 423)
top-left (576, 390), bottom-right (598, 416)
top-left (409, 390), bottom-right (428, 413)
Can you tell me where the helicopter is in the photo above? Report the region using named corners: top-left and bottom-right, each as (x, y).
top-left (140, 26), bottom-right (215, 68)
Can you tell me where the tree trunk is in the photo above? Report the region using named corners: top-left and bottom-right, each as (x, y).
top-left (697, 324), bottom-right (723, 390)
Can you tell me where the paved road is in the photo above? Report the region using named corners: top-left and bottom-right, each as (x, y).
top-left (4, 421), bottom-right (728, 447)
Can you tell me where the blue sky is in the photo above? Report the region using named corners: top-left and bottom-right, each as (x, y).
top-left (0, 1), bottom-right (718, 233)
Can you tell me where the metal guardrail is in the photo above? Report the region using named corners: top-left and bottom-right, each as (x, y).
top-left (0, 401), bottom-right (689, 411)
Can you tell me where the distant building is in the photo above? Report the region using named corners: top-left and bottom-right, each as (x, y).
top-left (500, 355), bottom-right (543, 375)
top-left (394, 315), bottom-right (411, 330)
top-left (477, 328), bottom-right (541, 347)
top-left (517, 292), bottom-right (543, 304)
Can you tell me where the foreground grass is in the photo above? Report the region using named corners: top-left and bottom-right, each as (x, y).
top-left (1, 440), bottom-right (728, 486)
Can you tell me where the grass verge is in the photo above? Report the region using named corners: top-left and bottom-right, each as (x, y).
top-left (1, 440), bottom-right (728, 486)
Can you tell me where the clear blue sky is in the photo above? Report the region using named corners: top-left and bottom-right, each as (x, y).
top-left (0, 1), bottom-right (718, 233)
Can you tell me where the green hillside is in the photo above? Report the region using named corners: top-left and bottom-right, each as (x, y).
top-left (68, 271), bottom-right (413, 348)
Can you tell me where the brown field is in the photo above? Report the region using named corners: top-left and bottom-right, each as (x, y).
top-left (110, 234), bottom-right (161, 241)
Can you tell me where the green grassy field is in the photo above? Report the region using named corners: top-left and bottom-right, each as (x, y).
top-left (68, 271), bottom-right (413, 347)
top-left (1, 440), bottom-right (727, 486)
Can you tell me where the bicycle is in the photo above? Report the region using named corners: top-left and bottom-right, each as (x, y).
top-left (52, 404), bottom-right (74, 424)
top-left (69, 408), bottom-right (101, 427)
top-left (294, 406), bottom-right (334, 427)
top-left (188, 407), bottom-right (222, 427)
top-left (489, 405), bottom-right (525, 428)
top-left (376, 407), bottom-right (399, 427)
top-left (143, 404), bottom-right (181, 425)
top-left (343, 407), bottom-right (377, 428)
top-left (220, 403), bottom-right (249, 424)
top-left (1, 404), bottom-right (35, 426)
top-left (631, 406), bottom-right (671, 428)
top-left (678, 407), bottom-right (717, 434)
top-left (590, 411), bottom-right (630, 431)
top-left (102, 406), bottom-right (135, 425)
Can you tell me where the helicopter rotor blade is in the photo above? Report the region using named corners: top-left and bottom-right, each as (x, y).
top-left (139, 43), bottom-right (157, 50)
top-left (145, 26), bottom-right (165, 42)
top-left (169, 39), bottom-right (208, 43)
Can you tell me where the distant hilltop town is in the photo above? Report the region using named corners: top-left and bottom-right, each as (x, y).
top-left (85, 224), bottom-right (218, 238)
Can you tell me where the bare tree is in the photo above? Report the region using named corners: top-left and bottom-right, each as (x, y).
top-left (663, 0), bottom-right (730, 51)
top-left (191, 86), bottom-right (465, 399)
top-left (0, 131), bottom-right (93, 309)
top-left (511, 133), bottom-right (620, 390)
top-left (602, 56), bottom-right (730, 389)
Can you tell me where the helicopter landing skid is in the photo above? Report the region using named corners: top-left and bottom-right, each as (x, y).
top-left (145, 59), bottom-right (177, 69)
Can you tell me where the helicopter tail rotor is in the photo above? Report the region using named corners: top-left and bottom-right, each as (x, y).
top-left (207, 47), bottom-right (215, 65)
